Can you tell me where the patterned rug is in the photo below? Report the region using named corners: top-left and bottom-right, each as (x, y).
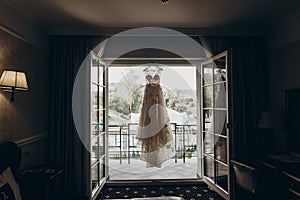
top-left (97, 183), bottom-right (223, 200)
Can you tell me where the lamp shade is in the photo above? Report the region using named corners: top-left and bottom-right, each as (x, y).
top-left (258, 112), bottom-right (284, 129)
top-left (0, 70), bottom-right (28, 90)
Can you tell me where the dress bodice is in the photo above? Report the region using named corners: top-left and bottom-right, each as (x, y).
top-left (146, 74), bottom-right (160, 84)
top-left (143, 65), bottom-right (162, 84)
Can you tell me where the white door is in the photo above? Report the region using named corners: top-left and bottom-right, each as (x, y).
top-left (200, 51), bottom-right (230, 199)
top-left (90, 51), bottom-right (108, 199)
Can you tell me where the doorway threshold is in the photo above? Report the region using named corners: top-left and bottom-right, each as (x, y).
top-left (106, 178), bottom-right (204, 187)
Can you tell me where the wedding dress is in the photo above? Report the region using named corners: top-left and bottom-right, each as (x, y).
top-left (136, 66), bottom-right (175, 168)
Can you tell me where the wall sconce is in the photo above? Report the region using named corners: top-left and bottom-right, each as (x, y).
top-left (0, 70), bottom-right (28, 101)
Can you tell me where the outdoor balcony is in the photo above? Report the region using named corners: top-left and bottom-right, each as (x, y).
top-left (108, 123), bottom-right (199, 180)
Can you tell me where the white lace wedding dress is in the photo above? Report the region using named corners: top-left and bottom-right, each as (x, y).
top-left (136, 67), bottom-right (175, 168)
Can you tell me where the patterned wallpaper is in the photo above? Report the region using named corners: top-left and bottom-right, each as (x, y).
top-left (0, 28), bottom-right (49, 142)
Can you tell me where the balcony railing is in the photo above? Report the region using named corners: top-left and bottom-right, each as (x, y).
top-left (108, 123), bottom-right (197, 164)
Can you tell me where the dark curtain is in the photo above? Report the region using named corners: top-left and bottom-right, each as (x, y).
top-left (199, 36), bottom-right (267, 200)
top-left (199, 36), bottom-right (267, 161)
top-left (48, 35), bottom-right (106, 200)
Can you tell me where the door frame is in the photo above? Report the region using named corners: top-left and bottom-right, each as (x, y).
top-left (105, 63), bottom-right (203, 182)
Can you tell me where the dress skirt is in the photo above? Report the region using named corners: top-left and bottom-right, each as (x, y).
top-left (136, 83), bottom-right (175, 167)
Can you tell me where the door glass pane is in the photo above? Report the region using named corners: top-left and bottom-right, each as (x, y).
top-left (203, 63), bottom-right (213, 85)
top-left (214, 83), bottom-right (226, 109)
top-left (216, 162), bottom-right (228, 192)
top-left (213, 59), bottom-right (226, 83)
top-left (91, 119), bottom-right (98, 137)
top-left (203, 109), bottom-right (213, 132)
top-left (92, 111), bottom-right (99, 135)
top-left (203, 132), bottom-right (214, 156)
top-left (91, 164), bottom-right (99, 192)
top-left (99, 86), bottom-right (104, 109)
top-left (92, 84), bottom-right (100, 136)
top-left (215, 137), bottom-right (227, 164)
top-left (99, 110), bottom-right (104, 133)
top-left (214, 110), bottom-right (226, 136)
top-left (99, 133), bottom-right (105, 157)
top-left (203, 86), bottom-right (213, 108)
top-left (92, 83), bottom-right (99, 111)
top-left (204, 156), bottom-right (215, 181)
top-left (91, 135), bottom-right (99, 165)
top-left (100, 157), bottom-right (105, 180)
top-left (98, 86), bottom-right (104, 132)
top-left (99, 65), bottom-right (104, 86)
top-left (91, 63), bottom-right (99, 84)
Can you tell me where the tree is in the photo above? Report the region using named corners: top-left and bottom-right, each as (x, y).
top-left (130, 87), bottom-right (143, 113)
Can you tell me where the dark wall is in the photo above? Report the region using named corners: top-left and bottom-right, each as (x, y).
top-left (0, 28), bottom-right (49, 141)
top-left (267, 14), bottom-right (300, 152)
top-left (267, 41), bottom-right (300, 152)
top-left (267, 41), bottom-right (300, 112)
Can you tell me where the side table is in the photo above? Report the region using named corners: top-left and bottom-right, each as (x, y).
top-left (19, 167), bottom-right (63, 200)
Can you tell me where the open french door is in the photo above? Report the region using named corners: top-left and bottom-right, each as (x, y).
top-left (199, 51), bottom-right (230, 199)
top-left (89, 51), bottom-right (108, 199)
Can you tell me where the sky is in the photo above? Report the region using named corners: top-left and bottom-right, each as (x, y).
top-left (109, 66), bottom-right (197, 91)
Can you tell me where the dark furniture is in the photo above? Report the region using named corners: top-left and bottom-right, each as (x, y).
top-left (243, 89), bottom-right (300, 199)
top-left (231, 160), bottom-right (283, 200)
top-left (0, 142), bottom-right (22, 180)
top-left (0, 141), bottom-right (63, 200)
top-left (285, 88), bottom-right (300, 154)
top-left (20, 167), bottom-right (63, 200)
top-left (258, 154), bottom-right (300, 200)
top-left (0, 142), bottom-right (22, 200)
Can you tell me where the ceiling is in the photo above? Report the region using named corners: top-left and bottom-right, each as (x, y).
top-left (4, 0), bottom-right (300, 31)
